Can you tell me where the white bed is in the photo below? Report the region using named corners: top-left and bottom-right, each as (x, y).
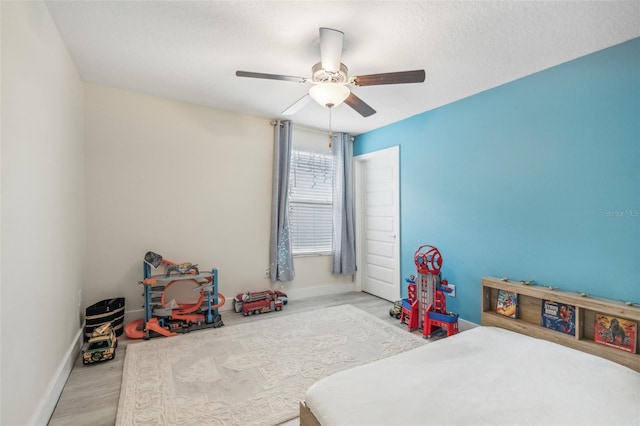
top-left (302, 326), bottom-right (640, 426)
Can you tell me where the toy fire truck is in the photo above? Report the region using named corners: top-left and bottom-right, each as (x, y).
top-left (233, 290), bottom-right (288, 316)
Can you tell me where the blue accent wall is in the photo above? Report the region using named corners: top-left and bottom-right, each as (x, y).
top-left (354, 38), bottom-right (640, 324)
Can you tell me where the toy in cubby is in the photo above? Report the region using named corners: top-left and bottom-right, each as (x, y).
top-left (400, 275), bottom-right (419, 331)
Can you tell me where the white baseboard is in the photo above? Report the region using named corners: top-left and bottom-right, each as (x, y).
top-left (284, 282), bottom-right (357, 300)
top-left (124, 308), bottom-right (145, 325)
top-left (30, 327), bottom-right (83, 425)
top-left (458, 318), bottom-right (479, 332)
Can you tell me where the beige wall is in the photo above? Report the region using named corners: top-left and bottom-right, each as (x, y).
top-left (0, 4), bottom-right (353, 422)
top-left (1, 2), bottom-right (86, 424)
top-left (84, 84), bottom-right (353, 323)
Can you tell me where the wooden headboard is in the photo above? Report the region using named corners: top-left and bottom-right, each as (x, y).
top-left (481, 277), bottom-right (640, 372)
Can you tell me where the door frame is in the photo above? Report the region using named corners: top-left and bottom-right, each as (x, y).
top-left (353, 145), bottom-right (401, 299)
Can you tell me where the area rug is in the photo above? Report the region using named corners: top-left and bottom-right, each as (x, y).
top-left (116, 304), bottom-right (425, 426)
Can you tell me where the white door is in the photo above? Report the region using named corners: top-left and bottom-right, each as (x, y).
top-left (354, 146), bottom-right (400, 301)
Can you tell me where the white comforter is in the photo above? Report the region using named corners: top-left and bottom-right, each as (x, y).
top-left (305, 326), bottom-right (640, 426)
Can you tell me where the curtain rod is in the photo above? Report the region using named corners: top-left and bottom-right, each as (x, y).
top-left (270, 120), bottom-right (354, 141)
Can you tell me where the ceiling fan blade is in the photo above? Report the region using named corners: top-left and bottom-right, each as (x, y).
top-left (282, 94), bottom-right (312, 116)
top-left (351, 70), bottom-right (425, 86)
top-left (344, 92), bottom-right (376, 117)
top-left (319, 27), bottom-right (343, 73)
top-left (236, 70), bottom-right (307, 83)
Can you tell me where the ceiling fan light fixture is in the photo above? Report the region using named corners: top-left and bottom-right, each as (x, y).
top-left (309, 83), bottom-right (350, 108)
top-left (236, 27), bottom-right (426, 118)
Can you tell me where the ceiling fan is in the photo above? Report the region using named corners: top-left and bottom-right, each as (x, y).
top-left (236, 27), bottom-right (426, 118)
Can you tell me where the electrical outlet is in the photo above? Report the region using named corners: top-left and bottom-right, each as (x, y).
top-left (448, 284), bottom-right (456, 298)
top-left (264, 268), bottom-right (270, 278)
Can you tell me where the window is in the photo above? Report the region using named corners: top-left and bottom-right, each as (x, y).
top-left (289, 149), bottom-right (334, 255)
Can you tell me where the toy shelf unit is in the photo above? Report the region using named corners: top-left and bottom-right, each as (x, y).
top-left (402, 245), bottom-right (459, 338)
top-left (140, 261), bottom-right (225, 339)
top-left (481, 276), bottom-right (640, 372)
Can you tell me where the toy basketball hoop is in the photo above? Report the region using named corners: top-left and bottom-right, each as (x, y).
top-left (414, 245), bottom-right (442, 274)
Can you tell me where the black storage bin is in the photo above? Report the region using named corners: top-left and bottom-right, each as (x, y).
top-left (84, 297), bottom-right (125, 340)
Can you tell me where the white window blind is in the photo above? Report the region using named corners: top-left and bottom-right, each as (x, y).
top-left (289, 149), bottom-right (334, 255)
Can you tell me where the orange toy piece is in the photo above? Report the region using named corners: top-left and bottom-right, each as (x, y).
top-left (124, 292), bottom-right (226, 340)
top-left (125, 318), bottom-right (146, 339)
top-left (144, 318), bottom-right (178, 337)
top-left (161, 279), bottom-right (205, 314)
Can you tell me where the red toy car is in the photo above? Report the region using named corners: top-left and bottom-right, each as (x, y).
top-left (233, 290), bottom-right (288, 316)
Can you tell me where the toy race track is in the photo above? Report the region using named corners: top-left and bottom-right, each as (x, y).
top-left (125, 253), bottom-right (226, 339)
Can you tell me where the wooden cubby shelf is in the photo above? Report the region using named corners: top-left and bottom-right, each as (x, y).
top-left (481, 276), bottom-right (640, 372)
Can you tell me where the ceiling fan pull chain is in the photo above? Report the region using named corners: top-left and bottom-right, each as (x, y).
top-left (328, 107), bottom-right (333, 149)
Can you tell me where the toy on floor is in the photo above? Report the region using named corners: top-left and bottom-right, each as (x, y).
top-left (414, 245), bottom-right (443, 329)
top-left (389, 300), bottom-right (402, 319)
top-left (233, 290), bottom-right (288, 316)
top-left (125, 251), bottom-right (226, 339)
top-left (400, 245), bottom-right (458, 338)
top-left (82, 322), bottom-right (117, 364)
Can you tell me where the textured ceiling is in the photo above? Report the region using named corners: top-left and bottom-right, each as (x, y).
top-left (45, 1), bottom-right (640, 135)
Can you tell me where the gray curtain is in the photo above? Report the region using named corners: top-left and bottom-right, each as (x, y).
top-left (269, 120), bottom-right (295, 282)
top-left (331, 132), bottom-right (356, 274)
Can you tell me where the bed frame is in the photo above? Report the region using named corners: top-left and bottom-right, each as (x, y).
top-left (299, 402), bottom-right (321, 426)
top-left (299, 277), bottom-right (640, 425)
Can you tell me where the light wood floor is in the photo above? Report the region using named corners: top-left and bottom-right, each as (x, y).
top-left (48, 292), bottom-right (433, 425)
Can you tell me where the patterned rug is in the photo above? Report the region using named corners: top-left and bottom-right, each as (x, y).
top-left (116, 304), bottom-right (425, 425)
